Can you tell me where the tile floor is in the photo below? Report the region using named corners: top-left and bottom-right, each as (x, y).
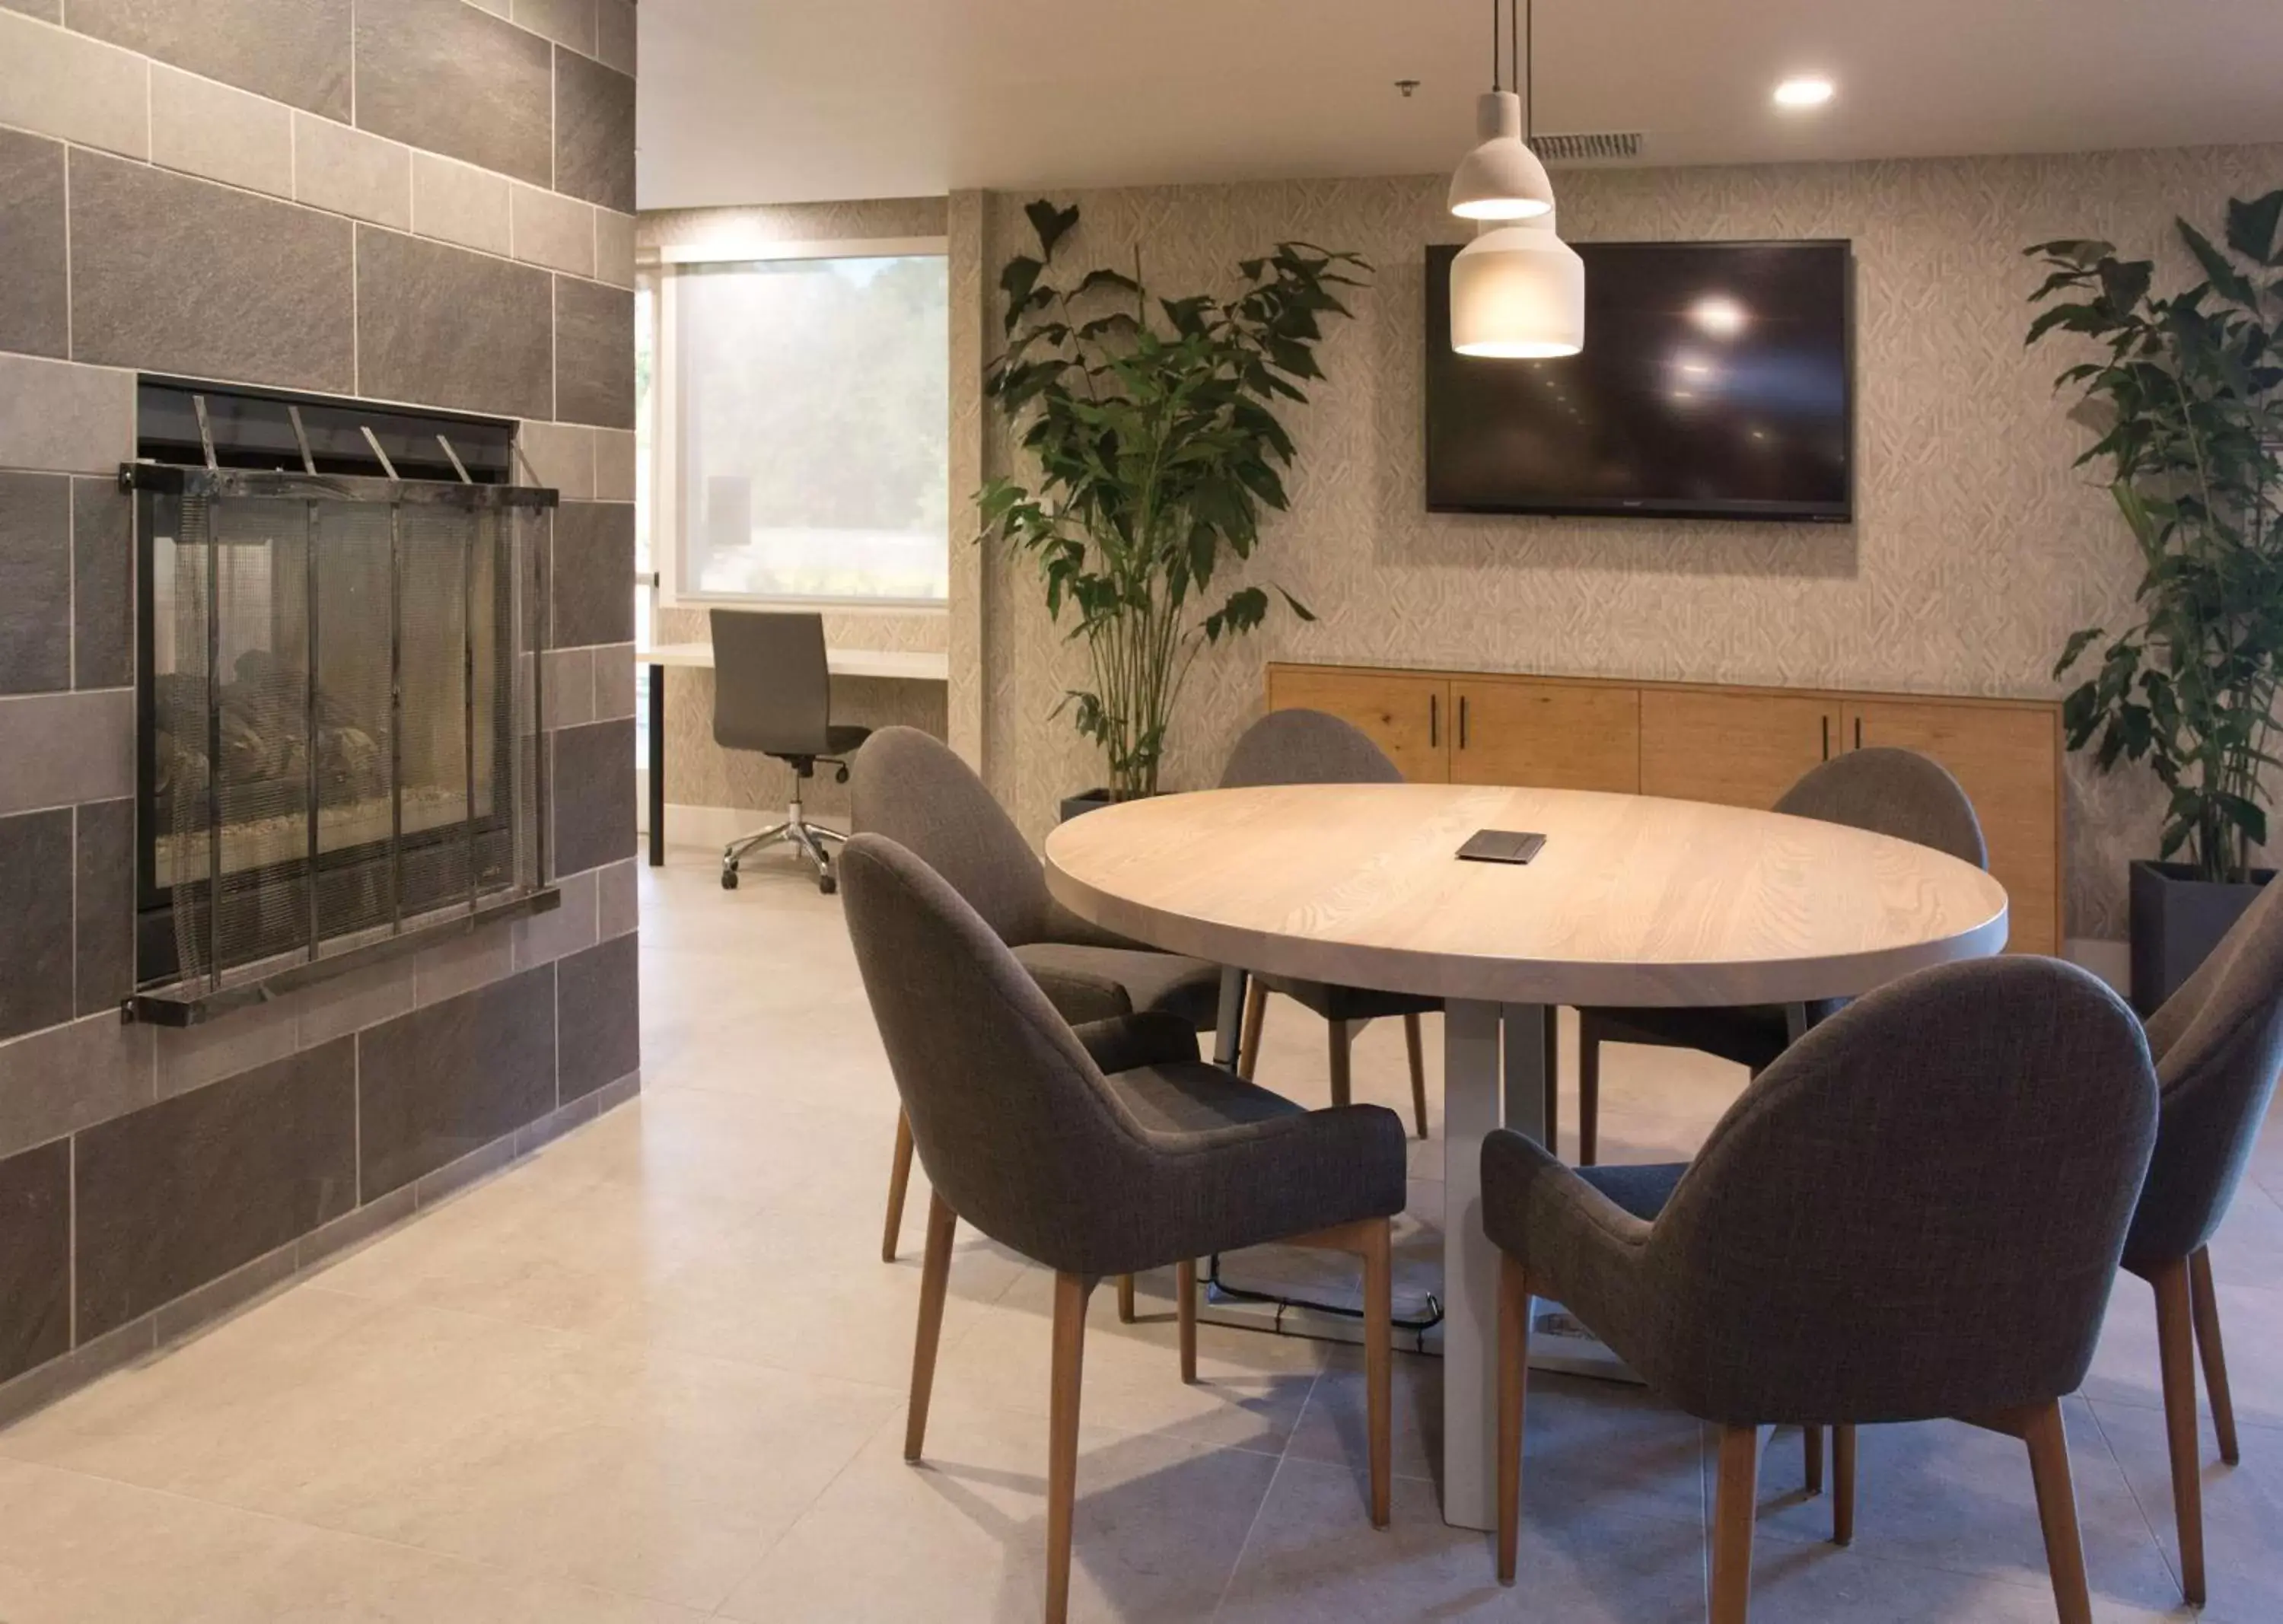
top-left (4, 851), bottom-right (2282, 1621)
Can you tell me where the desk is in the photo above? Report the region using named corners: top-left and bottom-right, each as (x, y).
top-left (638, 642), bottom-right (950, 865)
top-left (1043, 782), bottom-right (2008, 1531)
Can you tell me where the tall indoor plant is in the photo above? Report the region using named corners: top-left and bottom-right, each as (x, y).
top-left (980, 200), bottom-right (1368, 807)
top-left (2027, 189), bottom-right (2283, 1008)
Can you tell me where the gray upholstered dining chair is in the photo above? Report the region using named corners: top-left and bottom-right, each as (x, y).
top-left (709, 609), bottom-right (872, 894)
top-left (840, 833), bottom-right (1407, 1624)
top-left (851, 727), bottom-right (1221, 1290)
top-left (1221, 710), bottom-right (1440, 1137)
top-left (1569, 747), bottom-right (1987, 1163)
top-left (1485, 956), bottom-right (2157, 1624)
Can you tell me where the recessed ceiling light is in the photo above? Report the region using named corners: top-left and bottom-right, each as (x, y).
top-left (1774, 76), bottom-right (1835, 109)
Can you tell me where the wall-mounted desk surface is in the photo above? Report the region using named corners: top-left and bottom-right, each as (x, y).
top-left (638, 644), bottom-right (950, 865)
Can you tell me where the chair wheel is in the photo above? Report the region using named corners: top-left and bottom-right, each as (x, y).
top-left (817, 872), bottom-right (837, 896)
top-left (835, 765), bottom-right (850, 784)
top-left (721, 870), bottom-right (739, 890)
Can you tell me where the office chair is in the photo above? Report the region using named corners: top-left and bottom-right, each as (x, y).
top-left (710, 609), bottom-right (871, 894)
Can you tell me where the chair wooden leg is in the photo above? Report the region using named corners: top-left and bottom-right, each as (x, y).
top-left (1237, 978), bottom-right (1268, 1081)
top-left (1711, 1425), bottom-right (1760, 1624)
top-left (2190, 1247), bottom-right (2240, 1465)
top-left (1326, 1019), bottom-right (1353, 1107)
top-left (1361, 1216), bottom-right (1392, 1529)
top-left (1577, 1023), bottom-right (1600, 1166)
top-left (2022, 1400), bottom-right (2094, 1624)
top-left (1403, 1012), bottom-right (1428, 1138)
top-left (1497, 1252), bottom-right (1533, 1584)
top-left (1045, 1272), bottom-right (1093, 1624)
top-left (1832, 1424), bottom-right (1856, 1546)
top-left (1177, 1258), bottom-right (1197, 1384)
top-left (1116, 1272), bottom-right (1135, 1323)
top-left (881, 1110), bottom-right (915, 1263)
top-left (904, 1193), bottom-right (958, 1460)
top-left (1804, 1425), bottom-right (1824, 1495)
top-left (2153, 1261), bottom-right (2207, 1605)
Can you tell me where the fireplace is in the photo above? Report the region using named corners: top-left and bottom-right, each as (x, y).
top-left (130, 381), bottom-right (558, 1022)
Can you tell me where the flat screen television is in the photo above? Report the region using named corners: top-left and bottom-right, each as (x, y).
top-left (1424, 239), bottom-right (1854, 522)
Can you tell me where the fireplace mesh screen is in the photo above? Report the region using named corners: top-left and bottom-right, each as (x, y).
top-left (146, 470), bottom-right (548, 1001)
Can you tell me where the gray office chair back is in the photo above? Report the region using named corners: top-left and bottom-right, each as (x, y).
top-left (1775, 747), bottom-right (1987, 868)
top-left (709, 609), bottom-right (832, 758)
top-left (1220, 709), bottom-right (1405, 789)
top-left (2128, 876), bottom-right (2283, 1266)
top-left (1636, 956), bottom-right (2154, 1423)
top-left (849, 726), bottom-right (1053, 946)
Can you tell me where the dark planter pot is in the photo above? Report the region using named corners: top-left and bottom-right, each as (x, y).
top-left (1059, 788), bottom-right (1115, 823)
top-left (2129, 859), bottom-right (2274, 1016)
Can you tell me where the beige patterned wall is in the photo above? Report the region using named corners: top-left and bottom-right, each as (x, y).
top-left (975, 146), bottom-right (2283, 941)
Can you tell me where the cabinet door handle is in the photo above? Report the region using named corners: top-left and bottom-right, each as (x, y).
top-left (1459, 694), bottom-right (1469, 750)
top-left (1854, 716), bottom-right (1864, 750)
top-left (1821, 715), bottom-right (1830, 760)
top-left (1429, 693), bottom-right (1439, 749)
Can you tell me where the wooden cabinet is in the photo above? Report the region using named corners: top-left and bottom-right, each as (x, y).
top-left (1842, 698), bottom-right (2062, 955)
top-left (1450, 677), bottom-right (1639, 792)
top-left (1266, 661), bottom-right (2065, 954)
top-left (1265, 664), bottom-right (1450, 783)
top-left (1639, 688), bottom-right (1842, 810)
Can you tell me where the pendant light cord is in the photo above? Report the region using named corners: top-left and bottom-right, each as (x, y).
top-left (1523, 0), bottom-right (1533, 145)
top-left (1490, 0), bottom-right (1501, 92)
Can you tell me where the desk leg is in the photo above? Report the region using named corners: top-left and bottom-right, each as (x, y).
top-left (1212, 966), bottom-right (1246, 1069)
top-left (1441, 998), bottom-right (1506, 1531)
top-left (647, 664), bottom-right (665, 868)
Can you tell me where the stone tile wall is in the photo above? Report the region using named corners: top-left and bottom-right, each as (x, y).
top-left (0, 0), bottom-right (641, 1419)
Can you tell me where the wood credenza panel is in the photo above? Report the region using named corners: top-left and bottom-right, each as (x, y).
top-left (1640, 689), bottom-right (1842, 810)
top-left (1266, 665), bottom-right (1450, 782)
top-left (1450, 677), bottom-right (1640, 792)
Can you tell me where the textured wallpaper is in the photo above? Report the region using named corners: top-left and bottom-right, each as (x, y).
top-left (973, 145), bottom-right (2283, 941)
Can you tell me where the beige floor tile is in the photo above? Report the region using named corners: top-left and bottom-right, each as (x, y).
top-left (1740, 1536), bottom-right (2186, 1624)
top-left (2090, 1397), bottom-right (2283, 1623)
top-left (2085, 1269), bottom-right (2283, 1431)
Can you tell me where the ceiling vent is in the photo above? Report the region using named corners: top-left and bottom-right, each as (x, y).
top-left (1530, 131), bottom-right (1644, 163)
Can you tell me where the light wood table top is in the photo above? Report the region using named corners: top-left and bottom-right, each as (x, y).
top-left (1043, 782), bottom-right (2010, 1008)
top-left (639, 642), bottom-right (949, 682)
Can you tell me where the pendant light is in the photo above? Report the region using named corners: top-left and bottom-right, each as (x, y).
top-left (1448, 0), bottom-right (1584, 358)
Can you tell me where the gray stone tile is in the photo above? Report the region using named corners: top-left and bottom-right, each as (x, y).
top-left (595, 0), bottom-right (637, 75)
top-left (591, 1069), bottom-right (639, 1113)
top-left (76, 1038), bottom-right (358, 1339)
top-left (148, 1240), bottom-right (301, 1346)
top-left (592, 642), bottom-right (635, 721)
top-left (511, 0), bottom-right (594, 56)
top-left (355, 0), bottom-right (552, 187)
top-left (511, 182), bottom-right (595, 278)
top-left (293, 1182), bottom-right (416, 1272)
top-left (0, 9), bottom-right (148, 158)
top-left (408, 152), bottom-right (511, 257)
top-left (357, 963), bottom-right (556, 1199)
top-left (514, 1088), bottom-right (597, 1155)
top-left (542, 646), bottom-right (594, 730)
top-left (356, 227), bottom-right (552, 420)
top-left (68, 0), bottom-right (352, 122)
top-left (556, 932), bottom-right (637, 1103)
top-left (411, 920), bottom-right (517, 1007)
top-left (153, 995), bottom-right (297, 1102)
top-left (409, 1126), bottom-right (522, 1207)
top-left (0, 809), bottom-right (75, 1043)
top-left (149, 63), bottom-right (294, 199)
top-left (70, 151), bottom-right (355, 394)
top-left (594, 206), bottom-right (636, 289)
top-left (0, 690), bottom-right (135, 814)
top-left (291, 113), bottom-right (410, 231)
top-left (0, 355), bottom-right (135, 476)
top-left (594, 428), bottom-right (637, 502)
top-left (595, 856), bottom-right (637, 939)
top-left (72, 476), bottom-right (133, 692)
top-left (552, 718), bottom-right (635, 876)
top-left (75, 798), bottom-right (135, 1019)
top-left (554, 48), bottom-right (635, 213)
top-left (553, 277), bottom-right (637, 429)
top-left (513, 867), bottom-right (597, 968)
top-left (291, 958), bottom-right (416, 1049)
top-left (0, 1010), bottom-right (153, 1161)
top-left (0, 1139), bottom-right (68, 1385)
top-left (0, 128), bottom-right (67, 360)
top-left (552, 501), bottom-right (635, 646)
top-left (515, 420), bottom-right (594, 500)
top-left (0, 1315), bottom-right (152, 1431)
top-left (0, 473), bottom-right (70, 695)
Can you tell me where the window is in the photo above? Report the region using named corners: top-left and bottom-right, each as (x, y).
top-left (654, 243), bottom-right (949, 607)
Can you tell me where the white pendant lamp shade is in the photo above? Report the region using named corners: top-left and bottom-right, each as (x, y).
top-left (1450, 217), bottom-right (1584, 358)
top-left (1447, 91), bottom-right (1553, 221)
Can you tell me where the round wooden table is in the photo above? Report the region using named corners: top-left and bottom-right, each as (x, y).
top-left (1043, 782), bottom-right (2010, 1532)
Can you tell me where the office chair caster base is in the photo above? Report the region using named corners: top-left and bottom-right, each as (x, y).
top-left (721, 868), bottom-right (739, 891)
top-left (817, 872), bottom-right (837, 896)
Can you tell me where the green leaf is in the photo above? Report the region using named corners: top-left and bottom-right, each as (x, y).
top-left (1025, 199), bottom-right (1079, 259)
top-left (2225, 189), bottom-right (2283, 267)
top-left (2053, 626), bottom-right (2105, 678)
top-left (2178, 220), bottom-right (2260, 308)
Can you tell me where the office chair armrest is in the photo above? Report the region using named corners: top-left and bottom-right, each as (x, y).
top-left (1074, 1012), bottom-right (1201, 1075)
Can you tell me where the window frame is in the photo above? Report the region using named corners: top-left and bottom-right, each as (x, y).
top-left (648, 234), bottom-right (953, 614)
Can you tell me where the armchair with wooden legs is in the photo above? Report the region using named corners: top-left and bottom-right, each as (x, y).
top-left (840, 833), bottom-right (1409, 1624)
top-left (1483, 956), bottom-right (2157, 1623)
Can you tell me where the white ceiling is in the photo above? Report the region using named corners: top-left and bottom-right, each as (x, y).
top-left (635, 0), bottom-right (2283, 211)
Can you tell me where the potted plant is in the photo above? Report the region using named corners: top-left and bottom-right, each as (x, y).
top-left (2027, 189), bottom-right (2283, 1011)
top-left (979, 200), bottom-right (1368, 817)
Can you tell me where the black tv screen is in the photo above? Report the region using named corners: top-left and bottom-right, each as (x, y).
top-left (1425, 239), bottom-right (1854, 522)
